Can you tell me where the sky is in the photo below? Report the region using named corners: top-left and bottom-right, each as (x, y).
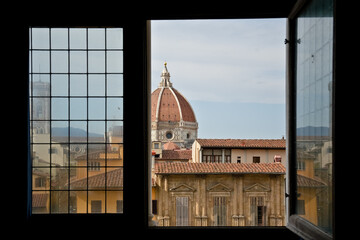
top-left (151, 19), bottom-right (286, 139)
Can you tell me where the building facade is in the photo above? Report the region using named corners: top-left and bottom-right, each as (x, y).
top-left (192, 139), bottom-right (286, 166)
top-left (151, 63), bottom-right (198, 149)
top-left (153, 162), bottom-right (285, 226)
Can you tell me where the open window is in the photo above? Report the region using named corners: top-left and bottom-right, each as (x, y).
top-left (21, 1), bottom-right (339, 238)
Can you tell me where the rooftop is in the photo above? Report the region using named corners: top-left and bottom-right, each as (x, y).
top-left (155, 162), bottom-right (285, 175)
top-left (196, 138), bottom-right (286, 149)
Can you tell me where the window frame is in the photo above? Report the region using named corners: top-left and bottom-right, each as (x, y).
top-left (286, 0), bottom-right (336, 239)
top-left (20, 1), bottom-right (340, 238)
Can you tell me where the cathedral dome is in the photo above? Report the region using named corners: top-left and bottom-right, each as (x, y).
top-left (151, 63), bottom-right (197, 123)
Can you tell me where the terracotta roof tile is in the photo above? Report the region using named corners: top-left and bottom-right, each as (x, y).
top-left (155, 162), bottom-right (285, 175)
top-left (196, 139), bottom-right (286, 149)
top-left (32, 193), bottom-right (48, 208)
top-left (160, 150), bottom-right (192, 160)
top-left (297, 174), bottom-right (326, 187)
top-left (69, 168), bottom-right (123, 190)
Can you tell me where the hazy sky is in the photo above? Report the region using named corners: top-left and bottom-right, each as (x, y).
top-left (151, 19), bottom-right (286, 139)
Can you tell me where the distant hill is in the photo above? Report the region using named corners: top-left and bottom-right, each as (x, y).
top-left (52, 127), bottom-right (103, 137)
top-left (296, 126), bottom-right (329, 136)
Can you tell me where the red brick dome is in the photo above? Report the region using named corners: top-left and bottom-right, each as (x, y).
top-left (151, 63), bottom-right (196, 123)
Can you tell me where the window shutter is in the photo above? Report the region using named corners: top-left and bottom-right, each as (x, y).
top-left (176, 197), bottom-right (189, 226)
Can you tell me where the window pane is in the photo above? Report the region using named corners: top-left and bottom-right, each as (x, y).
top-left (89, 51), bottom-right (105, 73)
top-left (70, 74), bottom-right (87, 96)
top-left (70, 28), bottom-right (86, 49)
top-left (70, 98), bottom-right (87, 120)
top-left (70, 51), bottom-right (87, 73)
top-left (51, 51), bottom-right (68, 73)
top-left (33, 51), bottom-right (50, 73)
top-left (89, 74), bottom-right (105, 96)
top-left (31, 28), bottom-right (49, 49)
top-left (107, 98), bottom-right (123, 120)
top-left (30, 27), bottom-right (123, 214)
top-left (89, 98), bottom-right (105, 119)
top-left (52, 98), bottom-right (68, 119)
top-left (51, 74), bottom-right (68, 96)
top-left (107, 51), bottom-right (123, 73)
top-left (106, 28), bottom-right (123, 49)
top-left (107, 74), bottom-right (123, 96)
top-left (51, 28), bottom-right (68, 49)
top-left (295, 0), bottom-right (333, 235)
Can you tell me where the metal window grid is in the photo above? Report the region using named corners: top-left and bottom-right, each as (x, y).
top-left (29, 27), bottom-right (123, 214)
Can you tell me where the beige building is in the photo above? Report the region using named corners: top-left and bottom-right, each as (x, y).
top-left (153, 162), bottom-right (285, 226)
top-left (192, 139), bottom-right (286, 166)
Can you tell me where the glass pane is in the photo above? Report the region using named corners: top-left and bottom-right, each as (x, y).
top-left (70, 28), bottom-right (86, 49)
top-left (89, 74), bottom-right (105, 96)
top-left (51, 28), bottom-right (68, 49)
top-left (31, 121), bottom-right (50, 143)
top-left (32, 145), bottom-right (50, 167)
top-left (51, 74), bottom-right (68, 96)
top-left (32, 191), bottom-right (50, 214)
top-left (107, 51), bottom-right (123, 73)
top-left (88, 191), bottom-right (105, 213)
top-left (70, 121), bottom-right (87, 142)
top-left (89, 51), bottom-right (105, 73)
top-left (107, 98), bottom-right (123, 120)
top-left (51, 51), bottom-right (68, 73)
top-left (106, 191), bottom-right (123, 213)
top-left (32, 75), bottom-right (50, 96)
top-left (89, 98), bottom-right (105, 119)
top-left (107, 121), bottom-right (123, 143)
top-left (51, 191), bottom-right (69, 213)
top-left (70, 98), bottom-right (87, 120)
top-left (70, 74), bottom-right (87, 96)
top-left (107, 28), bottom-right (123, 49)
top-left (295, 0), bottom-right (333, 235)
top-left (107, 74), bottom-right (123, 96)
top-left (70, 51), bottom-right (87, 73)
top-left (31, 97), bottom-right (50, 120)
top-left (51, 121), bottom-right (68, 143)
top-left (33, 51), bottom-right (50, 73)
top-left (70, 191), bottom-right (87, 213)
top-left (88, 121), bottom-right (105, 142)
top-left (52, 98), bottom-right (68, 119)
top-left (32, 28), bottom-right (49, 49)
top-left (88, 29), bottom-right (105, 49)
top-left (51, 168), bottom-right (69, 190)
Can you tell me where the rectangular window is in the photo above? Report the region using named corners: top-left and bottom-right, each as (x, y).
top-left (176, 197), bottom-right (189, 226)
top-left (250, 196), bottom-right (266, 226)
top-left (295, 0), bottom-right (333, 235)
top-left (253, 156), bottom-right (260, 163)
top-left (91, 200), bottom-right (102, 213)
top-left (29, 27), bottom-right (123, 214)
top-left (213, 196), bottom-right (227, 226)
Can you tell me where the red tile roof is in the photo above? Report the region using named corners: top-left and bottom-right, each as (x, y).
top-left (160, 149), bottom-right (192, 160)
top-left (196, 139), bottom-right (286, 149)
top-left (297, 174), bottom-right (326, 187)
top-left (32, 193), bottom-right (48, 208)
top-left (69, 168), bottom-right (123, 190)
top-left (155, 162), bottom-right (285, 175)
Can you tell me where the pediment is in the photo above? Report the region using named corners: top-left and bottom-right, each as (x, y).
top-left (207, 183), bottom-right (232, 192)
top-left (244, 183), bottom-right (271, 192)
top-left (169, 183), bottom-right (196, 192)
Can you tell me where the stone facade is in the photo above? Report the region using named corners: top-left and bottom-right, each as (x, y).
top-left (153, 163), bottom-right (285, 227)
